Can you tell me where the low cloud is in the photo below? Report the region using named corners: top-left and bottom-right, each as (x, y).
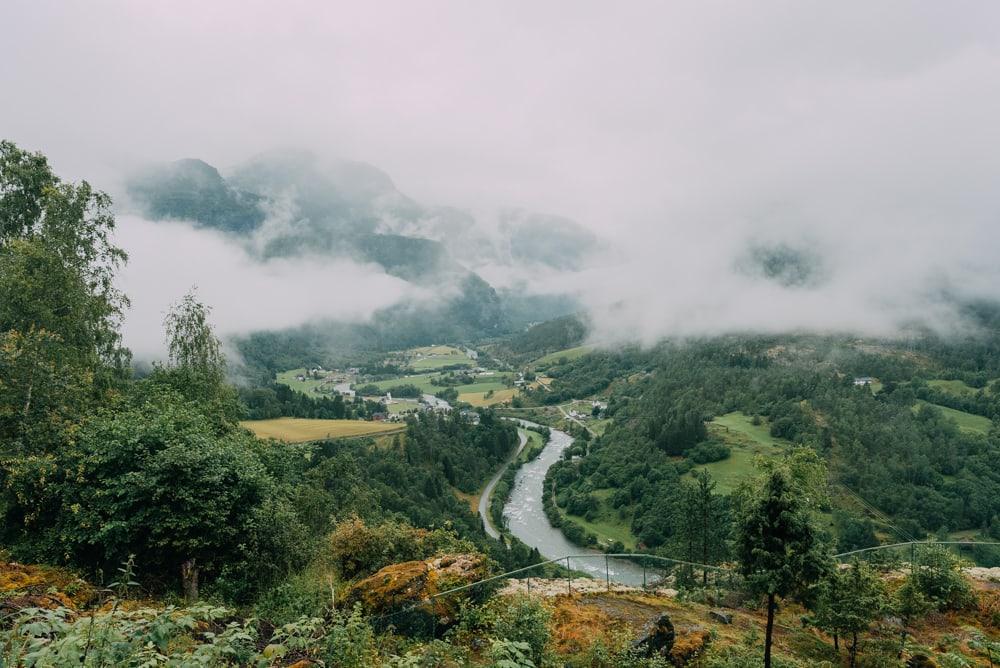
top-left (114, 216), bottom-right (419, 359)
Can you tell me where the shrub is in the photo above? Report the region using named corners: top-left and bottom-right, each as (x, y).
top-left (906, 545), bottom-right (975, 612)
top-left (327, 516), bottom-right (474, 580)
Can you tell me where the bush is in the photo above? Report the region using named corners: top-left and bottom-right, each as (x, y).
top-left (327, 516), bottom-right (474, 580)
top-left (688, 440), bottom-right (731, 464)
top-left (458, 594), bottom-right (551, 665)
top-left (906, 544), bottom-right (975, 611)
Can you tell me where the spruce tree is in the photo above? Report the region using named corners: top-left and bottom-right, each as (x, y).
top-left (736, 470), bottom-right (828, 668)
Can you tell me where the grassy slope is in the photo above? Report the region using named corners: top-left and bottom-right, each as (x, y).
top-left (241, 418), bottom-right (404, 442)
top-left (461, 388), bottom-right (519, 407)
top-left (928, 379), bottom-right (981, 397)
top-left (916, 401), bottom-right (993, 434)
top-left (533, 345), bottom-right (593, 367)
top-left (690, 412), bottom-right (788, 494)
top-left (275, 368), bottom-right (328, 395)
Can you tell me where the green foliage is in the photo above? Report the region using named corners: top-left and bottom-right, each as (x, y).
top-left (458, 594), bottom-right (551, 666)
top-left (327, 516), bottom-right (475, 580)
top-left (489, 639), bottom-right (537, 668)
top-left (905, 544), bottom-right (975, 612)
top-left (737, 470), bottom-right (828, 668)
top-left (0, 141), bottom-right (129, 456)
top-left (811, 561), bottom-right (888, 665)
top-left (673, 469), bottom-right (729, 586)
top-left (2, 385), bottom-right (306, 599)
top-left (1, 602), bottom-right (255, 667)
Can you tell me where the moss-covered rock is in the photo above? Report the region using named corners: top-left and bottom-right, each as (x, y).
top-left (0, 560), bottom-right (96, 615)
top-left (348, 553), bottom-right (490, 625)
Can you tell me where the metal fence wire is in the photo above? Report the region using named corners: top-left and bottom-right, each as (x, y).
top-left (364, 540), bottom-right (1000, 632)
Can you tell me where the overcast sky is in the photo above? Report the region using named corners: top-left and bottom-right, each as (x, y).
top-left (4, 1), bottom-right (1000, 349)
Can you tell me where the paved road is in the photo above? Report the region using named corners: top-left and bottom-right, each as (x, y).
top-left (477, 429), bottom-right (529, 539)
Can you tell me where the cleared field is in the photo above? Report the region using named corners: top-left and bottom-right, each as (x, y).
top-left (927, 379), bottom-right (990, 397)
top-left (406, 345), bottom-right (473, 370)
top-left (532, 345), bottom-right (593, 366)
top-left (563, 489), bottom-right (637, 550)
top-left (690, 412), bottom-right (788, 493)
top-left (387, 399), bottom-right (421, 414)
top-left (242, 418), bottom-right (403, 443)
top-left (460, 388), bottom-right (519, 407)
top-left (276, 368), bottom-right (328, 395)
top-left (411, 354), bottom-right (472, 370)
top-left (916, 401), bottom-right (992, 435)
top-left (410, 345), bottom-right (462, 355)
top-left (368, 373), bottom-right (441, 394)
top-left (370, 372), bottom-right (514, 398)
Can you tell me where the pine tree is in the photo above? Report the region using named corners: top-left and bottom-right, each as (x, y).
top-left (812, 560), bottom-right (888, 667)
top-left (736, 470), bottom-right (828, 668)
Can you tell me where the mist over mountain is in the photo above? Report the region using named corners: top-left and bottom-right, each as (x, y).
top-left (127, 150), bottom-right (598, 284)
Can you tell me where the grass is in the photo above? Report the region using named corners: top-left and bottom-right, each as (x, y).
top-left (532, 345), bottom-right (593, 367)
top-left (410, 353), bottom-right (472, 370)
top-left (460, 388), bottom-right (519, 407)
top-left (404, 345), bottom-right (473, 370)
top-left (386, 399), bottom-right (421, 414)
top-left (915, 401), bottom-right (993, 434)
top-left (689, 412), bottom-right (789, 494)
top-left (241, 418), bottom-right (404, 443)
top-left (563, 487), bottom-right (638, 550)
top-left (927, 379), bottom-right (991, 397)
top-left (275, 368), bottom-right (328, 395)
top-left (367, 373), bottom-right (441, 394)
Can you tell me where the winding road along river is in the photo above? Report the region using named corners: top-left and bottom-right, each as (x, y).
top-left (497, 419), bottom-right (654, 587)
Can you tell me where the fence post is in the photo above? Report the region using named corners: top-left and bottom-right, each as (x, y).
top-left (527, 576), bottom-right (531, 595)
top-left (605, 555), bottom-right (610, 592)
top-left (566, 557), bottom-right (572, 594)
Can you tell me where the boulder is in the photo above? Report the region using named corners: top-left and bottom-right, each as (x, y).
top-left (631, 613), bottom-right (675, 657)
top-left (709, 609), bottom-right (732, 624)
top-left (347, 553), bottom-right (490, 620)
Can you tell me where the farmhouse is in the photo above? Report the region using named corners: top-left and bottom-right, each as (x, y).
top-left (853, 376), bottom-right (874, 386)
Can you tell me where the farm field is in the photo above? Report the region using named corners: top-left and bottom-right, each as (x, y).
top-left (241, 418), bottom-right (403, 443)
top-left (690, 412), bottom-right (789, 493)
top-left (532, 345), bottom-right (593, 367)
top-left (460, 387), bottom-right (518, 407)
top-left (916, 401), bottom-right (993, 434)
top-left (387, 399), bottom-right (421, 414)
top-left (367, 373), bottom-right (441, 394)
top-left (275, 368), bottom-right (329, 395)
top-left (404, 345), bottom-right (473, 370)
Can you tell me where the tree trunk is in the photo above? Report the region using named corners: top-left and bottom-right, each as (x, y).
top-left (181, 558), bottom-right (199, 603)
top-left (834, 633), bottom-right (839, 651)
top-left (764, 593), bottom-right (775, 668)
top-left (849, 631), bottom-right (858, 668)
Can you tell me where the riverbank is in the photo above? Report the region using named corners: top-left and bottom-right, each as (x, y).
top-left (477, 429), bottom-right (528, 539)
top-left (501, 420), bottom-right (652, 586)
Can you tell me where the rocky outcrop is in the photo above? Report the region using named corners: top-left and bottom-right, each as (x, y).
top-left (347, 553), bottom-right (490, 620)
top-left (631, 613), bottom-right (675, 658)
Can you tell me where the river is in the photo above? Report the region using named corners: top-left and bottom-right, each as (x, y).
top-left (498, 419), bottom-right (656, 587)
top-left (477, 429), bottom-right (528, 539)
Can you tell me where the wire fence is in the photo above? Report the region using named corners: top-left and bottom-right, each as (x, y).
top-left (363, 539), bottom-right (1000, 634)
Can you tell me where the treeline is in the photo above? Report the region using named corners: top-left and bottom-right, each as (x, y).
top-left (404, 411), bottom-right (519, 493)
top-left (240, 381), bottom-right (383, 419)
top-left (553, 337), bottom-right (1000, 555)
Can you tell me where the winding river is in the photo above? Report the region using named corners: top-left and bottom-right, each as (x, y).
top-left (497, 419), bottom-right (656, 587)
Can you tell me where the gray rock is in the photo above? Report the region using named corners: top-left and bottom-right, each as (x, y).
top-left (709, 610), bottom-right (733, 624)
top-left (631, 613), bottom-right (675, 657)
